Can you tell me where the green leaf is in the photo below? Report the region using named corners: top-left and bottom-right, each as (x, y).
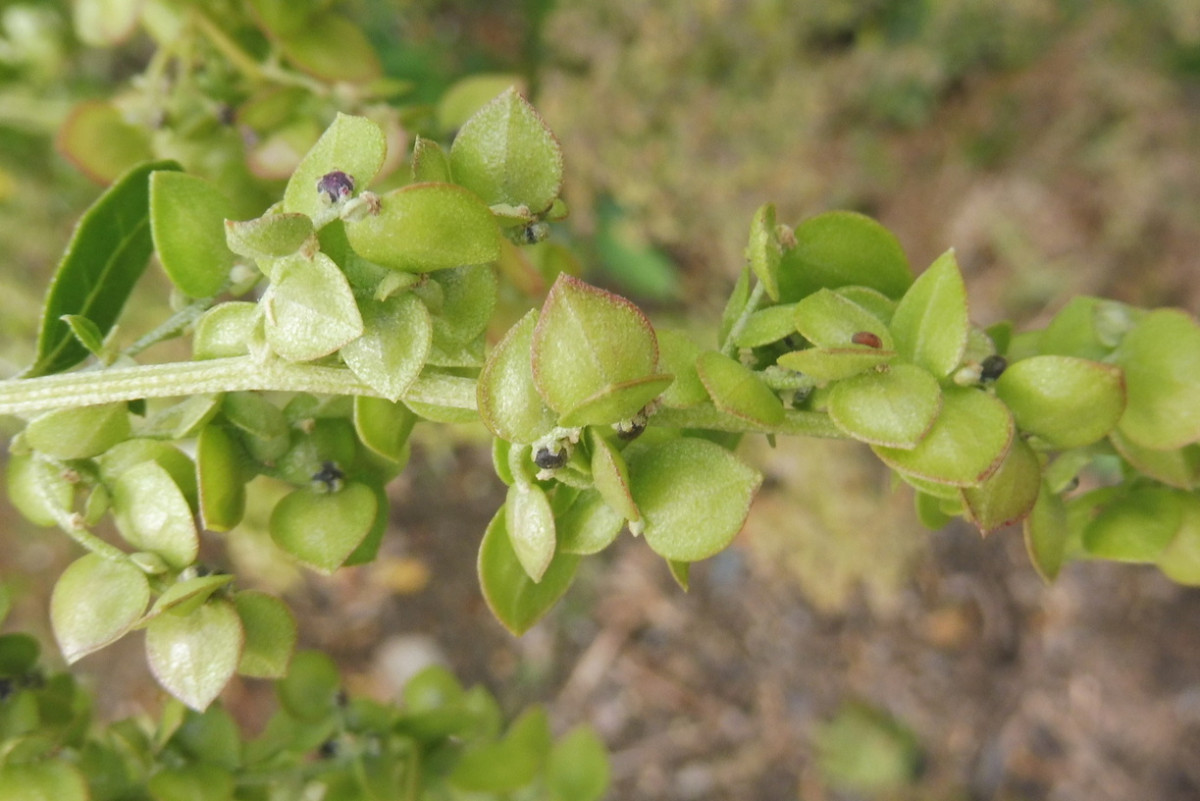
top-left (146, 599), bottom-right (243, 711)
top-left (28, 160), bottom-right (181, 377)
top-left (146, 574), bottom-right (235, 620)
top-left (873, 387), bottom-right (1013, 487)
top-left (478, 309), bottom-right (559, 444)
top-left (60, 315), bottom-right (106, 359)
top-left (960, 436), bottom-right (1041, 533)
top-left (531, 275), bottom-right (670, 426)
top-left (275, 11), bottom-right (381, 84)
top-left (277, 650), bottom-right (341, 722)
top-left (234, 591), bottom-right (297, 679)
top-left (0, 761), bottom-right (88, 801)
top-left (150, 172), bottom-right (236, 297)
top-left (193, 303), bottom-right (260, 360)
top-left (1023, 481), bottom-right (1069, 582)
top-left (6, 452), bottom-right (74, 527)
top-left (51, 554), bottom-right (149, 664)
top-left (263, 252), bottom-right (363, 362)
top-left (269, 483), bottom-right (378, 573)
top-left (557, 489), bottom-right (624, 555)
top-left (428, 264), bottom-right (499, 346)
top-left (411, 136), bottom-right (452, 183)
top-left (452, 706), bottom-right (552, 793)
top-left (478, 508), bottom-right (579, 636)
top-left (745, 203), bottom-right (782, 302)
top-left (224, 213), bottom-right (314, 260)
top-left (98, 438), bottom-right (198, 511)
top-left (1109, 429), bottom-right (1200, 490)
top-left (792, 289), bottom-right (893, 351)
top-left (733, 304), bottom-right (799, 348)
top-left (589, 429), bottom-right (639, 523)
top-left (778, 211), bottom-right (912, 302)
top-left (343, 183), bottom-right (500, 273)
top-left (73, 0), bottom-right (141, 45)
top-left (341, 292), bottom-right (431, 401)
top-left (656, 329), bottom-right (709, 408)
top-left (1115, 309), bottom-right (1200, 450)
top-left (889, 249), bottom-right (968, 378)
top-left (628, 438), bottom-right (763, 562)
top-left (449, 87), bottom-right (563, 213)
top-left (55, 100), bottom-right (154, 183)
top-left (834, 286), bottom-right (897, 324)
top-left (547, 725), bottom-right (611, 801)
top-left (221, 391), bottom-right (289, 462)
top-left (146, 763), bottom-right (234, 801)
top-left (994, 355), bottom-right (1126, 448)
top-left (1158, 493), bottom-right (1200, 585)
top-left (827, 364), bottom-right (941, 448)
top-left (111, 461), bottom-right (199, 569)
top-left (719, 267), bottom-right (751, 346)
top-left (24, 403), bottom-right (130, 459)
top-left (438, 74), bottom-right (525, 132)
top-left (197, 425), bottom-right (247, 533)
top-left (353, 396), bottom-right (417, 463)
top-left (777, 347), bottom-right (897, 383)
top-left (1083, 487), bottom-right (1182, 563)
top-left (1038, 296), bottom-right (1125, 360)
top-left (505, 484), bottom-right (557, 582)
top-left (283, 113), bottom-right (385, 219)
top-left (695, 351), bottom-right (784, 427)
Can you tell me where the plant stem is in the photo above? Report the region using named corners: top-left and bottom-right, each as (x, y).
top-left (722, 281), bottom-right (767, 356)
top-left (0, 358), bottom-right (476, 417)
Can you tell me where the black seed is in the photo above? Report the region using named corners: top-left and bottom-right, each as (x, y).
top-left (316, 170), bottom-right (355, 203)
top-left (311, 461), bottom-right (345, 492)
top-left (317, 739), bottom-right (339, 759)
top-left (0, 678), bottom-right (12, 701)
top-left (617, 420), bottom-right (646, 441)
top-left (534, 446), bottom-right (568, 470)
top-left (980, 355), bottom-right (1008, 381)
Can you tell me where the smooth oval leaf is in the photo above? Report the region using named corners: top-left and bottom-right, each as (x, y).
top-left (150, 171), bottom-right (236, 297)
top-left (478, 508), bottom-right (579, 636)
top-left (24, 402), bottom-right (130, 459)
top-left (1023, 481), bottom-right (1070, 582)
top-left (263, 252), bottom-right (363, 362)
top-left (234, 591), bottom-right (297, 679)
top-left (193, 302), bottom-right (260, 360)
top-left (777, 347), bottom-right (896, 383)
top-left (960, 436), bottom-right (1041, 533)
top-left (428, 264), bottom-right (498, 346)
top-left (889, 249), bottom-right (968, 378)
top-left (505, 484), bottom-right (557, 582)
top-left (656, 329), bottom-right (709, 408)
top-left (111, 461), bottom-right (199, 569)
top-left (628, 438), bottom-right (763, 562)
top-left (793, 289), bottom-right (893, 351)
top-left (478, 309), bottom-right (558, 444)
top-left (733, 303), bottom-right (799, 348)
top-left (994, 355), bottom-right (1125, 448)
top-left (276, 11), bottom-right (382, 84)
top-left (146, 574), bottom-right (235, 620)
top-left (51, 554), bottom-right (149, 664)
top-left (556, 489), bottom-right (624, 555)
top-left (449, 87), bottom-right (563, 213)
top-left (341, 292), bottom-right (432, 401)
top-left (531, 274), bottom-right (666, 424)
top-left (197, 425), bottom-right (247, 533)
top-left (546, 725), bottom-right (611, 801)
top-left (5, 452), bottom-right (74, 528)
top-left (589, 429), bottom-right (639, 523)
top-left (695, 351), bottom-right (784, 427)
top-left (1083, 487), bottom-right (1183, 563)
top-left (55, 100), bottom-right (154, 184)
top-left (827, 364), bottom-right (941, 448)
top-left (777, 211), bottom-right (912, 302)
top-left (745, 203), bottom-right (782, 302)
top-left (146, 599), bottom-right (243, 711)
top-left (0, 761), bottom-right (88, 801)
top-left (277, 650), bottom-right (341, 722)
top-left (1114, 309), bottom-right (1200, 450)
top-left (344, 182), bottom-right (500, 273)
top-left (224, 213), bottom-right (314, 260)
top-left (1109, 429), bottom-right (1200, 490)
top-left (29, 160), bottom-right (181, 377)
top-left (1158, 493), bottom-right (1200, 585)
top-left (873, 387), bottom-right (1013, 487)
top-left (353, 396), bottom-right (417, 463)
top-left (269, 483), bottom-right (378, 573)
top-left (283, 113), bottom-right (385, 219)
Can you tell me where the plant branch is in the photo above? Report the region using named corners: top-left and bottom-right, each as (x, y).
top-left (651, 404), bottom-right (844, 438)
top-left (0, 358), bottom-right (476, 417)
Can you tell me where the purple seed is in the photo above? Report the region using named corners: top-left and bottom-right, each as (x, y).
top-left (316, 170), bottom-right (355, 203)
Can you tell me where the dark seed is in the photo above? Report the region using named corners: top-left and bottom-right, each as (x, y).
top-left (851, 331), bottom-right (882, 349)
top-left (617, 420), bottom-right (646, 441)
top-left (534, 446), bottom-right (568, 470)
top-left (316, 170), bottom-right (355, 203)
top-left (311, 461), bottom-right (345, 492)
top-left (980, 355), bottom-right (1008, 381)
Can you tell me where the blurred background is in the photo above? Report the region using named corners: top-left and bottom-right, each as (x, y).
top-left (2, 0), bottom-right (1200, 798)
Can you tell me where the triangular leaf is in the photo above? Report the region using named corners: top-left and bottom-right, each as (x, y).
top-left (146, 599), bottom-right (243, 711)
top-left (889, 250), bottom-right (968, 378)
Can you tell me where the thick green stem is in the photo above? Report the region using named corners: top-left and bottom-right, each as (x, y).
top-left (0, 357), bottom-right (475, 417)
